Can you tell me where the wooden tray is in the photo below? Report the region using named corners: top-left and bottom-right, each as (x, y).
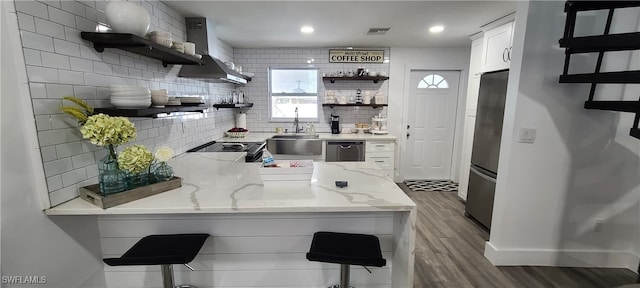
top-left (79, 177), bottom-right (182, 209)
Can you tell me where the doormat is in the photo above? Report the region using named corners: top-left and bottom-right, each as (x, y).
top-left (404, 180), bottom-right (458, 192)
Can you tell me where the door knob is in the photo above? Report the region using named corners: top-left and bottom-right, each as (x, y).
top-left (407, 125), bottom-right (410, 129)
top-left (407, 132), bottom-right (411, 138)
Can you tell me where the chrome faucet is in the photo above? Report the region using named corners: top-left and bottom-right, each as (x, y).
top-left (293, 107), bottom-right (303, 133)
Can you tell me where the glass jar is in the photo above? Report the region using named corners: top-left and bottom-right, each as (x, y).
top-left (153, 162), bottom-right (174, 182)
top-left (97, 147), bottom-right (127, 195)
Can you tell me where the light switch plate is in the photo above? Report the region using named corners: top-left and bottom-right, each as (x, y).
top-left (519, 128), bottom-right (536, 144)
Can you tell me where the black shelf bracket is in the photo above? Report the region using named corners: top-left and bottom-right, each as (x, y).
top-left (559, 1), bottom-right (640, 139)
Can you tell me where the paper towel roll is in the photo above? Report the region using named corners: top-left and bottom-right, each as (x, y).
top-left (235, 113), bottom-right (247, 129)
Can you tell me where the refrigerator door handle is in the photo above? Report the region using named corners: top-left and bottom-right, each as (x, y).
top-left (470, 166), bottom-right (497, 183)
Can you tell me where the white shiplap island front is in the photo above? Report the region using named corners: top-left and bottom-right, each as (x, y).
top-left (46, 153), bottom-right (416, 288)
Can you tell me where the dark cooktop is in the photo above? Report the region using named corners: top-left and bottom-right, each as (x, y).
top-left (187, 141), bottom-right (266, 162)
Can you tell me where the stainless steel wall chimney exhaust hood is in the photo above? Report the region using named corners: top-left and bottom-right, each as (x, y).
top-left (178, 17), bottom-right (248, 85)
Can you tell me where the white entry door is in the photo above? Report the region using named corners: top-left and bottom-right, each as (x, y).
top-left (404, 71), bottom-right (460, 180)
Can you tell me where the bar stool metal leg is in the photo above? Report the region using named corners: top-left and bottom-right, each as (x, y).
top-left (340, 264), bottom-right (350, 288)
top-left (161, 264), bottom-right (175, 288)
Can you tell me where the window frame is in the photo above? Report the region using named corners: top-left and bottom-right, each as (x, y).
top-left (268, 67), bottom-right (320, 122)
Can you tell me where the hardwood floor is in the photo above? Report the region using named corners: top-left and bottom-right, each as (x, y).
top-left (399, 184), bottom-right (637, 288)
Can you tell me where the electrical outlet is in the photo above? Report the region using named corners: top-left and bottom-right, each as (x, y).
top-left (593, 219), bottom-right (603, 233)
top-left (519, 128), bottom-right (536, 144)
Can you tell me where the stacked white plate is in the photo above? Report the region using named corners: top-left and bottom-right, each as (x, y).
top-left (109, 85), bottom-right (151, 109)
top-left (176, 96), bottom-right (205, 106)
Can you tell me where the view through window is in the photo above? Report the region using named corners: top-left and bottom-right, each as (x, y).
top-left (269, 68), bottom-right (319, 120)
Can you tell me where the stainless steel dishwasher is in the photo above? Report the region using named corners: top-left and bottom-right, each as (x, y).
top-left (325, 141), bottom-right (365, 162)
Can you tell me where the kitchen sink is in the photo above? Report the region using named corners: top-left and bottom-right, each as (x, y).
top-left (267, 135), bottom-right (322, 155)
top-left (271, 134), bottom-right (320, 139)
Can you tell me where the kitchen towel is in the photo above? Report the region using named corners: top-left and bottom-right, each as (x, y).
top-left (235, 113), bottom-right (247, 129)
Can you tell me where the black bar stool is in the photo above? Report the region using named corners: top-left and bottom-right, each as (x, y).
top-left (103, 233), bottom-right (209, 288)
top-left (306, 231), bottom-right (386, 288)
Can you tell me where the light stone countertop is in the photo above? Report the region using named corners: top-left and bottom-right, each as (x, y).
top-left (219, 132), bottom-right (396, 143)
top-left (45, 152), bottom-right (415, 215)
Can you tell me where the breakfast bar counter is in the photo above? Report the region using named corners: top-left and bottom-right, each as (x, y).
top-left (46, 153), bottom-right (416, 288)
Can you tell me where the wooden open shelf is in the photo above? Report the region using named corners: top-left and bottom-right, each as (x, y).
top-left (212, 103), bottom-right (253, 110)
top-left (322, 103), bottom-right (387, 109)
top-left (322, 76), bottom-right (389, 83)
top-left (80, 32), bottom-right (204, 67)
top-left (94, 105), bottom-right (206, 118)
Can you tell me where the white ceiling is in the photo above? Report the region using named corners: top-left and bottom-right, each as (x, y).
top-left (162, 1), bottom-right (516, 48)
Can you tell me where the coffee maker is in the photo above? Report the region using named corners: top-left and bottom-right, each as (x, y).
top-left (331, 114), bottom-right (340, 134)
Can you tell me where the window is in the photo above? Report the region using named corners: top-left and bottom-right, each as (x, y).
top-left (269, 68), bottom-right (319, 121)
top-left (417, 74), bottom-right (449, 89)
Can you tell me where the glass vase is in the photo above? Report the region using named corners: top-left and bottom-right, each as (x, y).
top-left (98, 148), bottom-right (126, 195)
top-left (125, 171), bottom-right (150, 190)
top-left (154, 162), bottom-right (174, 182)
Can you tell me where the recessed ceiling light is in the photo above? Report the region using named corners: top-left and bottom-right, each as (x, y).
top-left (301, 26), bottom-right (314, 34)
top-left (429, 25), bottom-right (444, 33)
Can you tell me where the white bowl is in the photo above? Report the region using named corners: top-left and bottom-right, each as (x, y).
top-left (151, 94), bottom-right (169, 106)
top-left (105, 1), bottom-right (150, 37)
top-left (110, 92), bottom-right (151, 98)
top-left (183, 42), bottom-right (195, 55)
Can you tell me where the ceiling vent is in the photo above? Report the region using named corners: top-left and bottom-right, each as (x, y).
top-left (367, 28), bottom-right (391, 35)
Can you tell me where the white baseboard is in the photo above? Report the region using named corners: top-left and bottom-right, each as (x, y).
top-left (485, 241), bottom-right (639, 271)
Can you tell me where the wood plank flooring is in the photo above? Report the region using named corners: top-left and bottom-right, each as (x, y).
top-left (399, 184), bottom-right (637, 288)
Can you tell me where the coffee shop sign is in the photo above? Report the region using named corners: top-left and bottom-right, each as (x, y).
top-left (329, 50), bottom-right (384, 63)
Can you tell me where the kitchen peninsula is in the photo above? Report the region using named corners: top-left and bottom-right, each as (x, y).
top-left (46, 153), bottom-right (416, 288)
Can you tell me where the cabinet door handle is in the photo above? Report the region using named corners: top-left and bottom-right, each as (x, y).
top-left (508, 47), bottom-right (512, 61)
top-left (502, 48), bottom-right (508, 62)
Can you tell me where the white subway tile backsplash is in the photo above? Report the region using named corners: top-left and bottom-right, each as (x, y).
top-left (53, 38), bottom-right (80, 56)
top-left (41, 52), bottom-right (70, 69)
top-left (17, 12), bottom-right (36, 32)
top-left (61, 167), bottom-right (87, 186)
top-left (71, 152), bottom-right (95, 168)
top-left (101, 52), bottom-right (120, 65)
top-left (19, 0), bottom-right (237, 206)
top-left (21, 31), bottom-right (55, 52)
top-left (49, 185), bottom-right (78, 206)
top-left (64, 27), bottom-right (84, 44)
top-left (27, 65), bottom-right (59, 83)
top-left (45, 83), bottom-right (73, 98)
top-left (61, 1), bottom-right (86, 18)
top-left (37, 1), bottom-right (61, 9)
top-left (69, 56), bottom-right (93, 72)
top-left (75, 15), bottom-right (97, 32)
top-left (79, 45), bottom-right (101, 61)
top-left (23, 48), bottom-right (43, 66)
top-left (48, 6), bottom-right (76, 27)
top-left (77, 0), bottom-right (95, 9)
top-left (51, 114), bottom-right (77, 129)
top-left (73, 86), bottom-right (96, 99)
top-left (15, 1), bottom-right (49, 20)
top-left (58, 70), bottom-right (85, 85)
top-left (35, 115), bottom-right (53, 131)
top-left (41, 145), bottom-right (58, 162)
top-left (55, 141), bottom-right (82, 158)
top-left (30, 83), bottom-right (47, 98)
top-left (46, 175), bottom-right (63, 191)
top-left (84, 6), bottom-right (106, 24)
top-left (35, 17), bottom-right (65, 39)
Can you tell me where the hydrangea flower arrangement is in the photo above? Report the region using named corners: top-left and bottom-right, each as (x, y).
top-left (118, 145), bottom-right (154, 174)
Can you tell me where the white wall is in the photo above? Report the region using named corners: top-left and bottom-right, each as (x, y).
top-left (487, 1), bottom-right (640, 269)
top-left (388, 47), bottom-right (471, 182)
top-left (1, 2), bottom-right (106, 286)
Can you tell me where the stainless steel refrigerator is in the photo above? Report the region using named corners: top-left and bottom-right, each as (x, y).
top-left (465, 69), bottom-right (509, 230)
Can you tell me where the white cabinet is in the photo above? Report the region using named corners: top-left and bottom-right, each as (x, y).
top-left (466, 36), bottom-right (484, 111)
top-left (366, 140), bottom-right (395, 178)
top-left (457, 114), bottom-right (476, 200)
top-left (481, 21), bottom-right (514, 72)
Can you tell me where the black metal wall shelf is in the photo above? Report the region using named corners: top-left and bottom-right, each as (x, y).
top-left (559, 1), bottom-right (640, 140)
top-left (94, 106), bottom-right (206, 118)
top-left (322, 76), bottom-right (389, 84)
top-left (80, 32), bottom-right (204, 67)
top-left (322, 103), bottom-right (387, 109)
top-left (212, 103), bottom-right (253, 110)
